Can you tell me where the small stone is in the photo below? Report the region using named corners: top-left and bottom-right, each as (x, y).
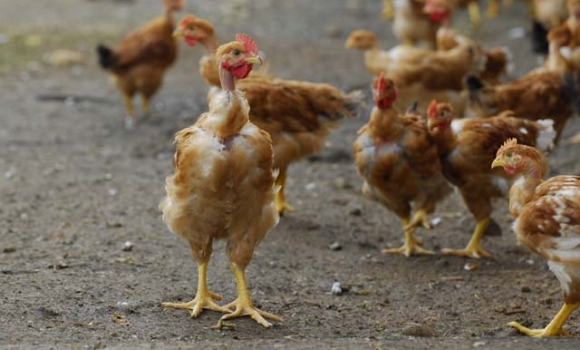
top-left (430, 217), bottom-right (442, 227)
top-left (329, 242), bottom-right (342, 251)
top-left (116, 301), bottom-right (129, 309)
top-left (402, 323), bottom-right (435, 337)
top-left (122, 241), bottom-right (134, 252)
top-left (331, 282), bottom-right (342, 295)
top-left (4, 170), bottom-right (15, 179)
top-left (2, 246), bottom-right (16, 253)
top-left (305, 183), bottom-right (317, 191)
top-left (521, 286), bottom-right (531, 293)
top-left (108, 188), bottom-right (118, 197)
top-left (473, 341), bottom-right (487, 348)
top-left (333, 177), bottom-right (352, 189)
top-left (104, 173), bottom-right (114, 181)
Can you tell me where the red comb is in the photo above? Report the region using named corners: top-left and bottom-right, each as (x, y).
top-left (235, 33), bottom-right (258, 55)
top-left (375, 72), bottom-right (386, 92)
top-left (427, 100), bottom-right (438, 119)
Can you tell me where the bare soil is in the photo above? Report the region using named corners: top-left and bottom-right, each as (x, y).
top-left (1, 0), bottom-right (580, 349)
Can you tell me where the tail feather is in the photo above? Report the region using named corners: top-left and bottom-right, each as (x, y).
top-left (531, 20), bottom-right (549, 54)
top-left (465, 75), bottom-right (484, 92)
top-left (96, 44), bottom-right (115, 69)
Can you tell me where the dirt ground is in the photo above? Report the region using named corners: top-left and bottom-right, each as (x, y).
top-left (2, 0), bottom-right (580, 349)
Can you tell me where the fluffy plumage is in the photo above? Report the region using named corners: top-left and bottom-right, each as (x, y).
top-left (427, 101), bottom-right (557, 258)
top-left (161, 36), bottom-right (281, 328)
top-left (353, 75), bottom-right (452, 257)
top-left (492, 140), bottom-right (580, 337)
top-left (96, 0), bottom-right (183, 128)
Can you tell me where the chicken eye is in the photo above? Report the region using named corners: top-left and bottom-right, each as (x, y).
top-left (232, 49), bottom-right (241, 56)
top-left (506, 152), bottom-right (513, 158)
top-left (188, 25), bottom-right (195, 30)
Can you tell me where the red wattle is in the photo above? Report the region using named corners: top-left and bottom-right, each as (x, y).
top-left (428, 10), bottom-right (450, 23)
top-left (184, 36), bottom-right (198, 46)
top-left (232, 64), bottom-right (253, 79)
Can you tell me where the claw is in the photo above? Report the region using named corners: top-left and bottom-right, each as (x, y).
top-left (162, 291), bottom-right (231, 318)
top-left (441, 246), bottom-right (491, 259)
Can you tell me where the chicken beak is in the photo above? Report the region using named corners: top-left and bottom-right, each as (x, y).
top-left (245, 55), bottom-right (262, 65)
top-left (491, 157), bottom-right (504, 169)
top-left (173, 28), bottom-right (185, 38)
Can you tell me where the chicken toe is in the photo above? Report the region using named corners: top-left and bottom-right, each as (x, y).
top-left (442, 218), bottom-right (491, 259)
top-left (382, 224), bottom-right (434, 257)
top-left (507, 303), bottom-right (579, 338)
top-left (216, 263), bottom-right (282, 328)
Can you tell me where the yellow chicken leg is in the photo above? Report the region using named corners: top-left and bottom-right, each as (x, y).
top-left (382, 218), bottom-right (434, 257)
top-left (566, 132), bottom-right (580, 144)
top-left (468, 1), bottom-right (482, 28)
top-left (442, 217), bottom-right (491, 258)
top-left (123, 94), bottom-right (136, 129)
top-left (213, 263), bottom-right (282, 328)
top-left (275, 167), bottom-right (294, 215)
top-left (405, 209), bottom-right (432, 231)
top-left (382, 0), bottom-right (394, 20)
top-left (142, 96), bottom-right (150, 117)
top-left (486, 0), bottom-right (499, 18)
top-left (162, 262), bottom-right (231, 318)
top-left (508, 302), bottom-right (580, 337)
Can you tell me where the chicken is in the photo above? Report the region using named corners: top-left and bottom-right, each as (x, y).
top-left (174, 15), bottom-right (363, 215)
top-left (427, 101), bottom-right (556, 258)
top-left (492, 139), bottom-right (580, 337)
top-left (353, 74), bottom-right (452, 256)
top-left (423, 0), bottom-right (513, 84)
top-left (551, 0), bottom-right (580, 70)
top-left (465, 66), bottom-right (578, 143)
top-left (530, 0), bottom-right (568, 54)
top-left (388, 0), bottom-right (490, 48)
top-left (345, 29), bottom-right (485, 91)
top-left (96, 0), bottom-right (183, 129)
top-left (391, 0), bottom-right (440, 47)
top-left (160, 35), bottom-right (281, 328)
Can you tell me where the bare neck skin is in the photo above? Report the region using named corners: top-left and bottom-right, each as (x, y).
top-left (219, 64), bottom-right (235, 92)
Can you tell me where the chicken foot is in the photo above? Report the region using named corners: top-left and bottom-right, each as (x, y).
top-left (122, 94), bottom-right (136, 129)
top-left (213, 263), bottom-right (282, 329)
top-left (508, 302), bottom-right (580, 337)
top-left (468, 1), bottom-right (482, 28)
top-left (441, 217), bottom-right (491, 258)
top-left (162, 262), bottom-right (231, 318)
top-left (404, 209), bottom-right (432, 231)
top-left (486, 0), bottom-right (499, 18)
top-left (382, 0), bottom-right (394, 20)
top-left (142, 96), bottom-right (150, 117)
top-left (275, 167), bottom-right (295, 215)
top-left (382, 218), bottom-right (434, 257)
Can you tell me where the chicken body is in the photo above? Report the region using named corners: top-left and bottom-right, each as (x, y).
top-left (345, 30), bottom-right (485, 91)
top-left (353, 75), bottom-right (452, 257)
top-left (427, 103), bottom-right (556, 258)
top-left (176, 16), bottom-right (362, 215)
top-left (492, 141), bottom-right (580, 337)
top-left (96, 0), bottom-right (183, 128)
top-left (465, 69), bottom-right (578, 142)
top-left (161, 37), bottom-right (281, 328)
top-left (392, 0), bottom-right (439, 47)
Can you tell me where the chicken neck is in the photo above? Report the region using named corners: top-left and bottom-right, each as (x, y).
top-left (430, 125), bottom-right (457, 157)
top-left (508, 160), bottom-right (544, 217)
top-left (367, 106), bottom-right (404, 142)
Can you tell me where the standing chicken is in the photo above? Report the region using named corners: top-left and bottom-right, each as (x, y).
top-left (353, 74), bottom-right (452, 256)
top-left (160, 35), bottom-right (281, 328)
top-left (96, 0), bottom-right (183, 128)
top-left (492, 139), bottom-right (580, 337)
top-left (427, 101), bottom-right (556, 258)
top-left (174, 15), bottom-right (363, 215)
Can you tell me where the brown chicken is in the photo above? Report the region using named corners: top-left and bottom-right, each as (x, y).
top-left (345, 29), bottom-right (485, 91)
top-left (551, 0), bottom-right (580, 70)
top-left (96, 0), bottom-right (183, 128)
top-left (353, 74), bottom-right (452, 257)
top-left (465, 37), bottom-right (579, 143)
top-left (424, 0), bottom-right (512, 84)
top-left (385, 0), bottom-right (491, 47)
top-left (174, 15), bottom-right (363, 215)
top-left (492, 139), bottom-right (580, 337)
top-left (160, 35), bottom-right (281, 328)
top-left (427, 101), bottom-right (556, 258)
top-left (531, 0), bottom-right (568, 53)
